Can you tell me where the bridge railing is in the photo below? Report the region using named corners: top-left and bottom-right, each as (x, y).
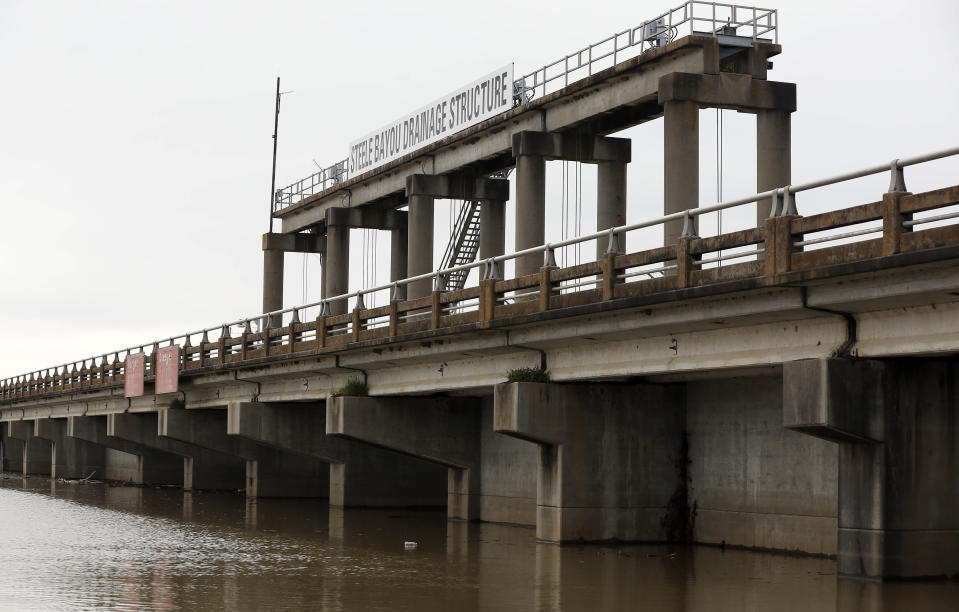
top-left (273, 2), bottom-right (778, 213)
top-left (3, 145), bottom-right (959, 401)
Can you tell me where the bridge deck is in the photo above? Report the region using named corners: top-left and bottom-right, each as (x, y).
top-left (3, 183), bottom-right (957, 404)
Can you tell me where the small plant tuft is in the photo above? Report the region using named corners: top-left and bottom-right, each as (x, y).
top-left (335, 377), bottom-right (369, 397)
top-left (506, 367), bottom-right (551, 383)
top-left (168, 397), bottom-right (186, 410)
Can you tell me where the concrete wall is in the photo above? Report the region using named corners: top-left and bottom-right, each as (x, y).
top-left (687, 374), bottom-right (838, 555)
top-left (478, 396), bottom-right (537, 526)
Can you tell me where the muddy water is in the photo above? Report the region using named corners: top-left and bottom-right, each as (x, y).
top-left (0, 474), bottom-right (955, 611)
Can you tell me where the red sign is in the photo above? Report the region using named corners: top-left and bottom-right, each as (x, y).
top-left (124, 353), bottom-right (145, 398)
top-left (155, 345), bottom-right (180, 395)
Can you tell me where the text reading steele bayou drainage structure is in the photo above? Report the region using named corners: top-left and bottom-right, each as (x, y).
top-left (5, 1), bottom-right (959, 582)
top-left (350, 65), bottom-right (514, 175)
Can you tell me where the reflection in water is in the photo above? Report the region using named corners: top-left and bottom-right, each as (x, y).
top-left (0, 473), bottom-right (956, 611)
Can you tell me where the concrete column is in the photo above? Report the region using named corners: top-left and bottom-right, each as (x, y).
top-left (7, 420), bottom-right (51, 476)
top-left (515, 154), bottom-right (546, 277)
top-left (107, 412), bottom-right (245, 491)
top-left (262, 247), bottom-right (284, 323)
top-left (494, 382), bottom-right (685, 543)
top-left (325, 223), bottom-right (350, 314)
top-left (664, 100), bottom-right (699, 246)
top-left (228, 401), bottom-right (446, 507)
top-left (784, 358), bottom-right (959, 579)
top-left (390, 227), bottom-right (408, 282)
top-left (34, 418), bottom-right (105, 480)
top-left (756, 110), bottom-right (792, 222)
top-left (327, 395), bottom-right (482, 520)
top-left (67, 415), bottom-right (182, 485)
top-left (479, 199), bottom-right (506, 261)
top-left (159, 407), bottom-right (328, 498)
top-left (2, 426), bottom-right (24, 473)
top-left (596, 161), bottom-right (627, 257)
top-left (407, 194), bottom-right (434, 299)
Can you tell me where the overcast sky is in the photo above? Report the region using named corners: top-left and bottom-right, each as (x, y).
top-left (2, 0), bottom-right (958, 377)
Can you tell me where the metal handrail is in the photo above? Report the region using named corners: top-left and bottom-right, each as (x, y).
top-left (3, 145), bottom-right (958, 390)
top-left (272, 1), bottom-right (778, 213)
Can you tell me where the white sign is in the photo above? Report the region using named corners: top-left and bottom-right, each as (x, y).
top-left (349, 64), bottom-right (514, 176)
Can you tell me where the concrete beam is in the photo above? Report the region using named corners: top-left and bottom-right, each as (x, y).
top-left (67, 415), bottom-right (182, 485)
top-left (326, 395), bottom-right (482, 520)
top-left (511, 131), bottom-right (631, 164)
top-left (227, 401), bottom-right (446, 507)
top-left (664, 99), bottom-right (698, 246)
top-left (325, 207), bottom-right (408, 230)
top-left (658, 72), bottom-right (796, 112)
top-left (33, 417), bottom-right (105, 480)
top-left (158, 407), bottom-right (329, 498)
top-left (783, 359), bottom-right (885, 443)
top-left (262, 232), bottom-right (326, 253)
top-left (405, 175), bottom-right (510, 202)
top-left (494, 382), bottom-right (685, 543)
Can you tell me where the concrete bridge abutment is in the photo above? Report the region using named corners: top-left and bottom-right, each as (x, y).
top-left (494, 381), bottom-right (686, 543)
top-left (784, 358), bottom-right (959, 579)
top-left (227, 401), bottom-right (446, 507)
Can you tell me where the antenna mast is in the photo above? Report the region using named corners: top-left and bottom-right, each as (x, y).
top-left (269, 76), bottom-right (281, 233)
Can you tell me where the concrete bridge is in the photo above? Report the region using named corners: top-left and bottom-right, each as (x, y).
top-left (2, 4), bottom-right (958, 581)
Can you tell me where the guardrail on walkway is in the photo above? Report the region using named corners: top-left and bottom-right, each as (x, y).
top-left (3, 145), bottom-right (958, 401)
top-left (272, 1), bottom-right (778, 213)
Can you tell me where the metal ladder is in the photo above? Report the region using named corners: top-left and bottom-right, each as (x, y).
top-left (439, 201), bottom-right (481, 290)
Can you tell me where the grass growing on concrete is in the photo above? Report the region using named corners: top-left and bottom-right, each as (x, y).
top-left (168, 397), bottom-right (185, 410)
top-left (335, 378), bottom-right (369, 397)
top-left (506, 367), bottom-right (551, 383)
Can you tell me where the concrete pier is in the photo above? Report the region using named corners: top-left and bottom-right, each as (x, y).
top-left (33, 418), bottom-right (105, 480)
top-left (107, 412), bottom-right (245, 491)
top-left (407, 193), bottom-right (434, 299)
top-left (784, 358), bottom-right (959, 579)
top-left (6, 420), bottom-right (51, 476)
top-left (494, 382), bottom-right (684, 543)
top-left (327, 395), bottom-right (482, 520)
top-left (227, 401), bottom-right (446, 507)
top-left (514, 149), bottom-right (546, 277)
top-left (67, 415), bottom-right (183, 484)
top-left (663, 100), bottom-right (699, 246)
top-left (596, 161), bottom-right (627, 256)
top-left (325, 222), bottom-right (350, 315)
top-left (479, 199), bottom-right (506, 261)
top-left (159, 407), bottom-right (328, 498)
top-left (756, 109), bottom-right (792, 221)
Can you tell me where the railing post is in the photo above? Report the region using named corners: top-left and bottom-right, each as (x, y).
top-left (351, 307), bottom-right (362, 343)
top-left (882, 191), bottom-right (911, 256)
top-left (479, 278), bottom-right (497, 324)
top-left (601, 251), bottom-right (619, 301)
top-left (539, 266), bottom-right (558, 312)
top-left (316, 314), bottom-right (327, 349)
top-left (389, 300), bottom-right (399, 336)
top-left (676, 236), bottom-right (695, 288)
top-left (763, 214), bottom-right (795, 277)
top-left (431, 289), bottom-right (442, 330)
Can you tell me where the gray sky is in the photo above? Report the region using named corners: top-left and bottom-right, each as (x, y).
top-left (2, 0), bottom-right (958, 377)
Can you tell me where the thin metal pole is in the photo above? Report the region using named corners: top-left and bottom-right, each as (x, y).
top-left (269, 76), bottom-right (281, 233)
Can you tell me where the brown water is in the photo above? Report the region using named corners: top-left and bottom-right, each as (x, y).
top-left (0, 474), bottom-right (956, 611)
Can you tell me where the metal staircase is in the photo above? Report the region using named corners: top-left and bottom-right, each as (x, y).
top-left (439, 201), bottom-right (481, 290)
